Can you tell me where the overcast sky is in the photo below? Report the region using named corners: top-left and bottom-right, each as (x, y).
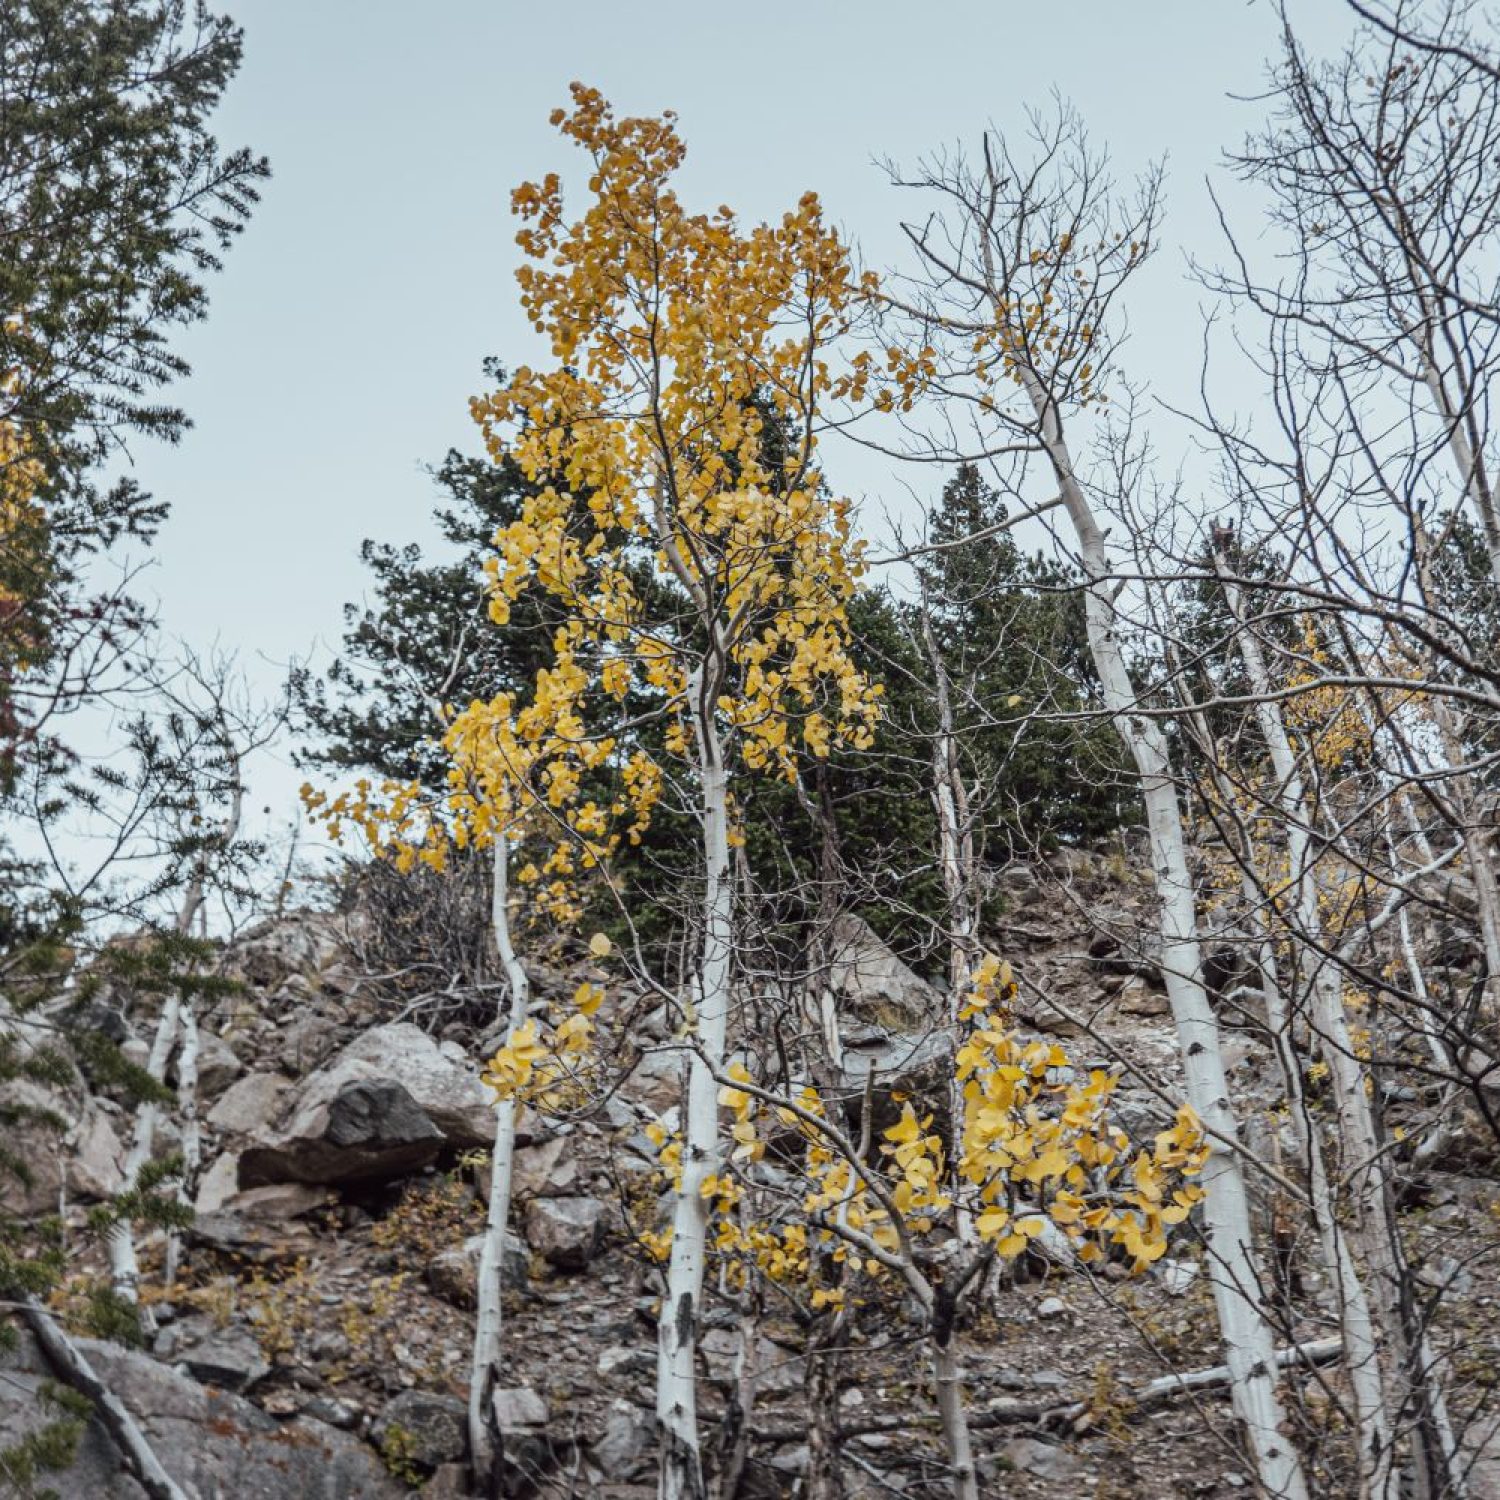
top-left (104, 0), bottom-right (1353, 855)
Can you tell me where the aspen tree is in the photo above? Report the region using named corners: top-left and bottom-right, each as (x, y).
top-left (858, 115), bottom-right (1311, 1497)
top-left (307, 676), bottom-right (622, 1491)
top-left (464, 86), bottom-right (880, 1499)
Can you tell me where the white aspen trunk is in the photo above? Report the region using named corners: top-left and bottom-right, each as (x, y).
top-left (658, 712), bottom-right (733, 1500)
top-left (1213, 555), bottom-right (1402, 1496)
top-left (108, 989), bottom-right (181, 1317)
top-left (469, 836), bottom-right (531, 1488)
top-left (931, 1331), bottom-right (978, 1500)
top-left (164, 1000), bottom-right (200, 1289)
top-left (1020, 373), bottom-right (1307, 1499)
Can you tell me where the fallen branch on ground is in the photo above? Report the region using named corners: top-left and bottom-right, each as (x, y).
top-left (17, 1295), bottom-right (188, 1500)
top-left (752, 1337), bottom-right (1343, 1444)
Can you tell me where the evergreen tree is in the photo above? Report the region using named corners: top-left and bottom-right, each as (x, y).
top-left (0, 5), bottom-right (267, 1484)
top-left (915, 463), bottom-right (1134, 851)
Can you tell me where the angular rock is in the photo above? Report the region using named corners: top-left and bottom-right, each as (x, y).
top-left (194, 1152), bottom-right (241, 1214)
top-left (68, 1102), bottom-right (127, 1201)
top-left (493, 1384), bottom-right (549, 1431)
top-left (193, 1032), bottom-right (244, 1096)
top-left (827, 913), bottom-right (940, 1027)
top-left (1002, 1436), bottom-right (1080, 1480)
top-left (372, 1389), bottom-right (469, 1467)
top-left (426, 1230), bottom-right (528, 1309)
top-left (524, 1195), bottom-right (603, 1270)
top-left (512, 1135), bottom-right (580, 1199)
top-left (1116, 976), bottom-right (1170, 1018)
top-left (593, 1400), bottom-right (653, 1480)
top-left (189, 1208), bottom-right (320, 1264)
top-left (207, 1071), bottom-right (292, 1135)
top-left (333, 1023), bottom-right (495, 1146)
top-left (238, 1077), bottom-right (443, 1187)
top-left (0, 1328), bottom-right (405, 1497)
top-left (155, 1318), bottom-right (270, 1393)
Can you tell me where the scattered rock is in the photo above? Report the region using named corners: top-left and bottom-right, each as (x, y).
top-left (207, 1071), bottom-right (293, 1135)
top-left (190, 1206), bottom-right (321, 1264)
top-left (192, 1032), bottom-right (244, 1096)
top-left (512, 1135), bottom-right (581, 1198)
top-left (592, 1399), bottom-right (653, 1480)
top-left (1002, 1436), bottom-right (1080, 1480)
top-left (194, 1151), bottom-right (241, 1213)
top-left (1036, 1296), bottom-right (1067, 1320)
top-left (524, 1195), bottom-right (604, 1269)
top-left (1158, 1258), bottom-right (1199, 1297)
top-left (155, 1319), bottom-right (269, 1393)
top-left (493, 1384), bottom-right (549, 1431)
top-left (1116, 976), bottom-right (1170, 1018)
top-left (426, 1230), bottom-right (528, 1308)
top-left (68, 1102), bottom-right (127, 1200)
top-left (597, 1344), bottom-right (653, 1380)
top-left (372, 1389), bottom-right (469, 1467)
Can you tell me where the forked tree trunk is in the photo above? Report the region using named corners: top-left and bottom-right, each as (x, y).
top-left (657, 710), bottom-right (733, 1500)
top-left (469, 836), bottom-right (531, 1492)
top-left (1022, 369), bottom-right (1308, 1499)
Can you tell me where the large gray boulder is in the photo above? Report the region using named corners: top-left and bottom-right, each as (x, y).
top-left (238, 1076), bottom-right (443, 1187)
top-left (0, 1329), bottom-right (404, 1498)
top-left (333, 1023), bottom-right (495, 1145)
top-left (827, 914), bottom-right (941, 1027)
top-left (237, 1023), bottom-right (495, 1188)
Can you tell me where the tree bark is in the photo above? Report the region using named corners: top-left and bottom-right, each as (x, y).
top-left (657, 706), bottom-right (732, 1500)
top-left (469, 836), bottom-right (531, 1494)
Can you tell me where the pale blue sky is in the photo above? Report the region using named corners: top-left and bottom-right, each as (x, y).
top-left (109, 0), bottom-right (1351, 841)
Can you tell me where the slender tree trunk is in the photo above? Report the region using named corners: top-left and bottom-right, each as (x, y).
top-left (1022, 372), bottom-right (1307, 1498)
top-left (469, 837), bottom-right (531, 1493)
top-left (804, 1313), bottom-right (848, 1500)
top-left (658, 709), bottom-right (733, 1500)
top-left (930, 1306), bottom-right (978, 1500)
top-left (107, 990), bottom-right (181, 1320)
top-left (918, 599), bottom-right (978, 1243)
top-left (163, 999), bottom-right (199, 1290)
top-left (1213, 551), bottom-right (1404, 1496)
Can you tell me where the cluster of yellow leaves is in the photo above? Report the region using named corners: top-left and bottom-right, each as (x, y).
top-left (0, 353), bottom-right (50, 682)
top-left (1282, 615), bottom-right (1376, 771)
top-left (467, 84), bottom-right (883, 789)
top-left (478, 937), bottom-right (615, 1108)
top-left (630, 957), bottom-right (1208, 1308)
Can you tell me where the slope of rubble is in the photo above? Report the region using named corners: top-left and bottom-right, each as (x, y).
top-left (3, 850), bottom-right (1497, 1498)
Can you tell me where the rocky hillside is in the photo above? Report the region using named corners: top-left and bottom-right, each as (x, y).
top-left (3, 851), bottom-right (1496, 1498)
